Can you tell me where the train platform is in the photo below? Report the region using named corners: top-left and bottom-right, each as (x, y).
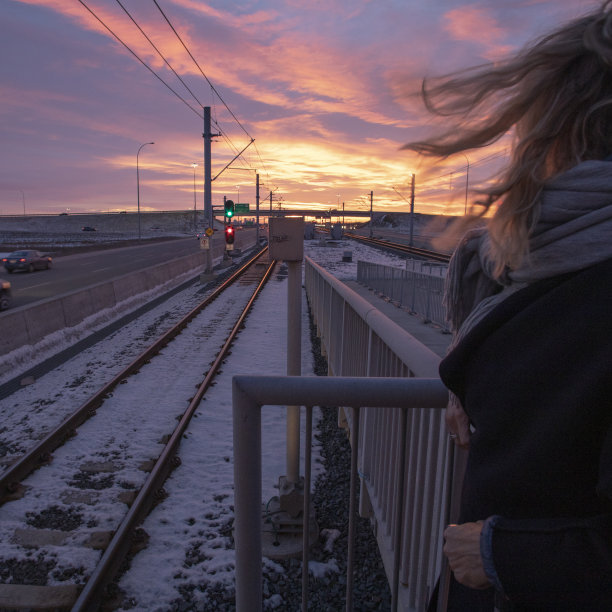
top-left (343, 280), bottom-right (452, 359)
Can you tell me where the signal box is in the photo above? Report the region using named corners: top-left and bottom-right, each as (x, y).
top-left (269, 217), bottom-right (304, 261)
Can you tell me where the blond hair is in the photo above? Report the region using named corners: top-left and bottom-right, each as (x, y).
top-left (404, 1), bottom-right (612, 277)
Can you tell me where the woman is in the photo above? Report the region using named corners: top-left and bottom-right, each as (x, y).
top-left (404, 3), bottom-right (612, 610)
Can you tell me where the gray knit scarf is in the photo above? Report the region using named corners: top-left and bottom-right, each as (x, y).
top-left (444, 159), bottom-right (612, 347)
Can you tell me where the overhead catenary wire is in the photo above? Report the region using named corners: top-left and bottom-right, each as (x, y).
top-left (148, 1), bottom-right (262, 179)
top-left (79, 0), bottom-right (277, 193)
top-left (397, 150), bottom-right (508, 194)
top-left (77, 0), bottom-right (203, 119)
top-left (113, 0), bottom-right (206, 110)
top-left (114, 0), bottom-right (236, 153)
top-left (152, 0), bottom-right (253, 140)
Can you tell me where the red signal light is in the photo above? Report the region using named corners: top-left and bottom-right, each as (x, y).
top-left (225, 225), bottom-right (235, 244)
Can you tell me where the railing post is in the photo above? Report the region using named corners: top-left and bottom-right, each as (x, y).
top-left (346, 405), bottom-right (361, 611)
top-left (302, 405), bottom-right (314, 612)
top-left (287, 260), bottom-right (302, 484)
top-left (391, 406), bottom-right (408, 611)
top-left (232, 379), bottom-right (262, 612)
top-left (425, 274), bottom-right (433, 322)
top-left (410, 269), bottom-right (417, 312)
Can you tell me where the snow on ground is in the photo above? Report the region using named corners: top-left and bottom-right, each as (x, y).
top-left (0, 234), bottom-right (441, 609)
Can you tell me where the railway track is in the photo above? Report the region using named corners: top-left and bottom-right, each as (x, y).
top-left (0, 248), bottom-right (276, 611)
top-left (344, 232), bottom-right (451, 263)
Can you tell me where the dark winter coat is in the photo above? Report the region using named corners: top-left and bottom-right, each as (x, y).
top-left (439, 256), bottom-right (612, 611)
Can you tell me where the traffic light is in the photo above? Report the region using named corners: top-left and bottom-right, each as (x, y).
top-left (225, 224), bottom-right (235, 245)
top-left (224, 199), bottom-right (235, 219)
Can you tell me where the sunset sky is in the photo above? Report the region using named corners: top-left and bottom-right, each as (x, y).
top-left (0, 0), bottom-right (600, 219)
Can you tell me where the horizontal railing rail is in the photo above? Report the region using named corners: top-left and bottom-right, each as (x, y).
top-left (232, 375), bottom-right (451, 612)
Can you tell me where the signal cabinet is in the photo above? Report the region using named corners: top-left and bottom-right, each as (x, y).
top-left (268, 217), bottom-right (304, 261)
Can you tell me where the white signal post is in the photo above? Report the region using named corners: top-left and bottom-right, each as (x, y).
top-left (268, 217), bottom-right (304, 512)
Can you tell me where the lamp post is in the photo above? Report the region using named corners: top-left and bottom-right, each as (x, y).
top-left (236, 185), bottom-right (240, 204)
top-left (461, 153), bottom-right (470, 214)
top-left (136, 141), bottom-right (154, 240)
top-left (192, 162), bottom-right (198, 229)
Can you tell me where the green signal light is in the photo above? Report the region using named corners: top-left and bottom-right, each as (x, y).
top-left (224, 199), bottom-right (235, 218)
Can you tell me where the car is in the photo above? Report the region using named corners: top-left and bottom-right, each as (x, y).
top-left (81, 226), bottom-right (97, 231)
top-left (196, 229), bottom-right (218, 239)
top-left (0, 279), bottom-right (10, 310)
top-left (2, 250), bottom-right (52, 274)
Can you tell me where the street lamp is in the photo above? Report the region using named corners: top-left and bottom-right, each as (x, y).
top-left (191, 162), bottom-right (198, 229)
top-left (137, 141), bottom-right (154, 240)
top-left (461, 153), bottom-right (470, 214)
top-left (235, 185), bottom-right (240, 204)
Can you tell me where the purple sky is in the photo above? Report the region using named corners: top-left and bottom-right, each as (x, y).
top-left (0, 0), bottom-right (599, 218)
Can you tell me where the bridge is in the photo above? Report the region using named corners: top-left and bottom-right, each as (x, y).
top-left (213, 207), bottom-right (373, 218)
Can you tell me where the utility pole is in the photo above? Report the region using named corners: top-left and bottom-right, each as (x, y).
top-left (192, 162), bottom-right (198, 230)
top-left (256, 172), bottom-right (260, 244)
top-left (203, 106), bottom-right (219, 278)
top-left (369, 190), bottom-right (373, 238)
top-left (409, 173), bottom-right (415, 247)
top-left (463, 155), bottom-right (470, 214)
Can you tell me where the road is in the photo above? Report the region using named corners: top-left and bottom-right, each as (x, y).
top-left (2, 235), bottom-right (216, 309)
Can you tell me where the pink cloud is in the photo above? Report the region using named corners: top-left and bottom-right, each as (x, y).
top-left (443, 6), bottom-right (506, 45)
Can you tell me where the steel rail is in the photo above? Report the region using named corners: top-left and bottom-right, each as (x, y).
top-left (0, 247), bottom-right (268, 503)
top-left (72, 257), bottom-right (277, 612)
top-left (345, 233), bottom-right (451, 263)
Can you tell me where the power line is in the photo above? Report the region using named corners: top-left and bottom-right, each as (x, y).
top-left (77, 0), bottom-right (202, 119)
top-left (80, 0), bottom-right (277, 192)
top-left (114, 0), bottom-right (205, 109)
top-left (152, 0), bottom-right (253, 139)
top-left (149, 1), bottom-right (265, 181)
top-left (411, 150), bottom-right (508, 191)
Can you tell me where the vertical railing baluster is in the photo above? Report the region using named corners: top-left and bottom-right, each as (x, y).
top-left (346, 405), bottom-right (361, 611)
top-left (302, 405), bottom-right (313, 612)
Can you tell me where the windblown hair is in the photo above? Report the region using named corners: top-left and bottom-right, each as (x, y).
top-left (404, 1), bottom-right (612, 277)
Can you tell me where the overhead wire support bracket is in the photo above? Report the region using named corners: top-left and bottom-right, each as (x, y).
top-left (212, 139), bottom-right (256, 182)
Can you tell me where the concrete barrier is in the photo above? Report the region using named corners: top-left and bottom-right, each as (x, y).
top-left (0, 233), bottom-right (254, 358)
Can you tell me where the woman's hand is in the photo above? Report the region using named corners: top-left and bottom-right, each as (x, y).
top-left (446, 396), bottom-right (471, 448)
top-left (443, 522), bottom-right (491, 589)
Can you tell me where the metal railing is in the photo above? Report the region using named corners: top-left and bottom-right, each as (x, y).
top-left (305, 258), bottom-right (442, 379)
top-left (232, 376), bottom-right (452, 612)
top-left (302, 256), bottom-right (463, 610)
top-left (357, 260), bottom-right (448, 331)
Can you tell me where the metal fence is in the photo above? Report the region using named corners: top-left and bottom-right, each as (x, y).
top-left (357, 260), bottom-right (448, 331)
top-left (232, 256), bottom-right (465, 611)
top-left (303, 256), bottom-right (461, 610)
top-left (232, 376), bottom-right (453, 612)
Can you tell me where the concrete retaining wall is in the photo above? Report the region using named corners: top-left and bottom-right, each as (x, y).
top-left (0, 233), bottom-right (254, 357)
